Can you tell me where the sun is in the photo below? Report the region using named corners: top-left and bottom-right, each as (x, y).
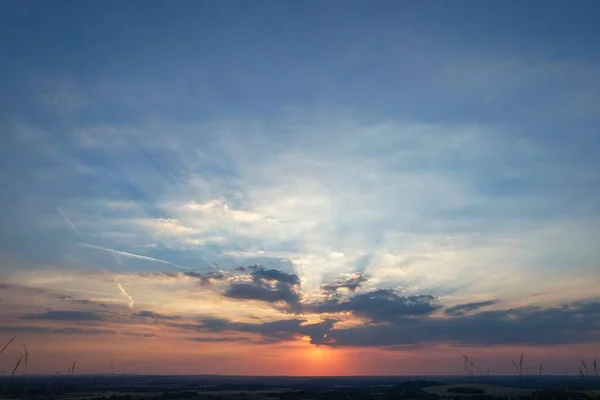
top-left (306, 344), bottom-right (329, 360)
top-left (288, 337), bottom-right (348, 376)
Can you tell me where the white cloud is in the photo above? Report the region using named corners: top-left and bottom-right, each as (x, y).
top-left (328, 252), bottom-right (345, 259)
top-left (138, 218), bottom-right (196, 236)
top-left (186, 200), bottom-right (263, 222)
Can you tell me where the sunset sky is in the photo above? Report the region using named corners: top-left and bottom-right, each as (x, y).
top-left (1, 0), bottom-right (600, 376)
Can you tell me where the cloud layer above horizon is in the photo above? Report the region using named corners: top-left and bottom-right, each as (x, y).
top-left (1, 0), bottom-right (599, 375)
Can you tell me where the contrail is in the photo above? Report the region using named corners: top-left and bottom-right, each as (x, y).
top-left (79, 243), bottom-right (190, 270)
top-left (116, 283), bottom-right (135, 309)
top-left (56, 207), bottom-right (79, 233)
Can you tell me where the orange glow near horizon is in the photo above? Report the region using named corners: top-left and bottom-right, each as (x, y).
top-left (1, 332), bottom-right (599, 376)
top-left (280, 337), bottom-right (353, 376)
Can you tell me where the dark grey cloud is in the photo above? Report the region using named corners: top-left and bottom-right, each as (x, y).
top-left (0, 282), bottom-right (48, 294)
top-left (296, 319), bottom-right (337, 345)
top-left (121, 266), bottom-right (305, 313)
top-left (0, 282), bottom-right (16, 290)
top-left (308, 289), bottom-right (441, 322)
top-left (120, 332), bottom-right (159, 338)
top-left (235, 318), bottom-right (335, 344)
top-left (191, 336), bottom-right (253, 343)
top-left (0, 325), bottom-right (158, 338)
top-left (179, 266), bottom-right (302, 310)
top-left (0, 325), bottom-right (116, 335)
top-left (224, 282), bottom-right (301, 309)
top-left (56, 295), bottom-right (110, 308)
top-left (444, 300), bottom-right (499, 316)
top-left (219, 266), bottom-right (302, 310)
top-left (175, 317), bottom-right (335, 344)
top-left (184, 271), bottom-right (227, 286)
top-left (321, 272), bottom-right (368, 295)
top-left (233, 318), bottom-right (329, 344)
top-left (195, 318), bottom-right (230, 332)
top-left (22, 310), bottom-right (106, 321)
top-left (133, 310), bottom-right (181, 320)
top-left (1, 282), bottom-right (113, 310)
top-left (250, 267), bottom-right (301, 286)
top-left (319, 299), bottom-right (600, 347)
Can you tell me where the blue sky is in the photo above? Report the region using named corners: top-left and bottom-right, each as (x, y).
top-left (1, 0), bottom-right (600, 375)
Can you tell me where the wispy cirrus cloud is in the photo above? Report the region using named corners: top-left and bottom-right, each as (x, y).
top-left (444, 300), bottom-right (500, 316)
top-left (22, 310), bottom-right (106, 321)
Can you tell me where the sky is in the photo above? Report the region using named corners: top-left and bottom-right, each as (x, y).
top-left (1, 0), bottom-right (600, 376)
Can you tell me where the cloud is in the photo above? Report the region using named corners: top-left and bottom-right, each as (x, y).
top-left (195, 318), bottom-right (229, 332)
top-left (56, 295), bottom-right (110, 309)
top-left (222, 266), bottom-right (302, 310)
top-left (320, 299), bottom-right (600, 347)
top-left (183, 271), bottom-right (227, 286)
top-left (3, 97), bottom-right (600, 359)
top-left (191, 336), bottom-right (253, 343)
top-left (186, 200), bottom-right (266, 223)
top-left (0, 282), bottom-right (115, 311)
top-left (0, 326), bottom-right (117, 335)
top-left (444, 300), bottom-right (499, 316)
top-left (116, 283), bottom-right (135, 309)
top-left (321, 272), bottom-right (368, 295)
top-left (21, 310), bottom-right (106, 321)
top-left (184, 265), bottom-right (304, 310)
top-left (133, 310), bottom-right (181, 320)
top-left (175, 317), bottom-right (336, 344)
top-left (250, 266), bottom-right (301, 286)
top-left (308, 289), bottom-right (441, 322)
top-left (0, 282), bottom-right (48, 294)
top-left (224, 282), bottom-right (301, 310)
top-left (235, 318), bottom-right (336, 344)
top-left (120, 332), bottom-right (159, 338)
top-left (4, 112), bottom-right (599, 312)
top-left (0, 325), bottom-right (157, 338)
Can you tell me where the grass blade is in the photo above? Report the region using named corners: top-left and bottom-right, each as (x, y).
top-left (22, 344), bottom-right (29, 395)
top-left (11, 355), bottom-right (23, 377)
top-left (0, 336), bottom-right (16, 356)
top-left (582, 360), bottom-right (590, 372)
top-left (518, 353), bottom-right (524, 379)
top-left (22, 344), bottom-right (28, 373)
